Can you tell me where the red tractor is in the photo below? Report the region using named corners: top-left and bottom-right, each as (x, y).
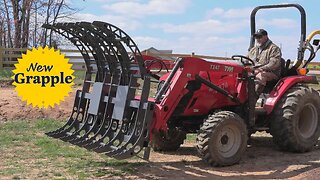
top-left (44, 4), bottom-right (320, 166)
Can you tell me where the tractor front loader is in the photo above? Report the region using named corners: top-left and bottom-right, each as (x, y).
top-left (45, 4), bottom-right (320, 166)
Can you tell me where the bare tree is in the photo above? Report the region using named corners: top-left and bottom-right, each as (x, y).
top-left (22, 0), bottom-right (32, 47)
top-left (3, 0), bottom-right (13, 48)
top-left (49, 0), bottom-right (63, 45)
top-left (0, 0), bottom-right (78, 48)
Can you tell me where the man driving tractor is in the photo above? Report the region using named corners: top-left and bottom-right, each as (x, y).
top-left (248, 29), bottom-right (282, 97)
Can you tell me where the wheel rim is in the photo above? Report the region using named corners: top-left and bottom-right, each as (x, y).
top-left (216, 124), bottom-right (241, 158)
top-left (298, 103), bottom-right (318, 139)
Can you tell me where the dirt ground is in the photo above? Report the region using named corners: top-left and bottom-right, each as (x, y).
top-left (0, 85), bottom-right (74, 121)
top-left (137, 137), bottom-right (320, 179)
top-left (1, 85), bottom-right (320, 179)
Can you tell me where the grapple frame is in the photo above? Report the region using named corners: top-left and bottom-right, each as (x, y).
top-left (44, 21), bottom-right (154, 160)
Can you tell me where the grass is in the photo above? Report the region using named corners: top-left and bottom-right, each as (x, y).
top-left (0, 119), bottom-right (142, 179)
top-left (308, 64), bottom-right (320, 69)
top-left (186, 134), bottom-right (197, 142)
top-left (72, 70), bottom-right (87, 86)
top-left (0, 69), bottom-right (13, 80)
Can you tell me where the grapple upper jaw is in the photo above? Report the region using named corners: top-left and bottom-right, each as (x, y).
top-left (43, 21), bottom-right (155, 160)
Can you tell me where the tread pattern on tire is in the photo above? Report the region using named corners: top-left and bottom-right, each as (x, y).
top-left (196, 111), bottom-right (247, 166)
top-left (151, 129), bottom-right (186, 152)
top-left (270, 85), bottom-right (320, 152)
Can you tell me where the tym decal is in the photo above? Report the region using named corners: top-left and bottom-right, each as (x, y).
top-left (224, 66), bottom-right (234, 72)
top-left (210, 65), bottom-right (220, 70)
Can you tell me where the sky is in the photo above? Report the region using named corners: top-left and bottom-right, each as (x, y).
top-left (66, 0), bottom-right (319, 60)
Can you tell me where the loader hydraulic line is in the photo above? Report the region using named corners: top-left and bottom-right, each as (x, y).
top-left (302, 30), bottom-right (320, 68)
top-left (154, 58), bottom-right (183, 102)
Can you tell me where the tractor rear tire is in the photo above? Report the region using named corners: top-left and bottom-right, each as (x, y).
top-left (151, 128), bottom-right (186, 152)
top-left (270, 85), bottom-right (320, 152)
top-left (196, 111), bottom-right (248, 166)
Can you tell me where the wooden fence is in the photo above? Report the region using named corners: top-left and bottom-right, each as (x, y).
top-left (0, 47), bottom-right (319, 71)
top-left (0, 47), bottom-right (88, 70)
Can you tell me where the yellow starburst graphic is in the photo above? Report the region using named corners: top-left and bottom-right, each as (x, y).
top-left (12, 46), bottom-right (74, 109)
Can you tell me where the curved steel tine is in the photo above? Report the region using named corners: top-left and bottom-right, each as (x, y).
top-left (89, 74), bottom-right (137, 153)
top-left (73, 22), bottom-right (144, 147)
top-left (62, 27), bottom-right (111, 143)
top-left (44, 21), bottom-right (155, 160)
top-left (79, 23), bottom-right (153, 157)
top-left (106, 76), bottom-right (152, 158)
top-left (114, 101), bottom-right (154, 160)
top-left (89, 23), bottom-right (154, 157)
top-left (82, 72), bottom-right (120, 150)
top-left (45, 23), bottom-right (109, 140)
top-left (69, 22), bottom-right (131, 146)
top-left (76, 23), bottom-right (145, 150)
top-left (44, 23), bottom-right (96, 140)
top-left (52, 23), bottom-right (110, 142)
top-left (92, 21), bottom-right (147, 78)
top-left (65, 22), bottom-right (136, 145)
top-left (43, 23), bottom-right (92, 137)
top-left (91, 22), bottom-right (130, 84)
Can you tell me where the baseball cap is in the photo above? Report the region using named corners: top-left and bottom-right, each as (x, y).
top-left (254, 29), bottom-right (268, 37)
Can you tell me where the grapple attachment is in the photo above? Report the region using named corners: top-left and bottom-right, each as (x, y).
top-left (43, 21), bottom-right (155, 160)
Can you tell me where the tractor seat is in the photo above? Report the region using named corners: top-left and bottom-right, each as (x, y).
top-left (263, 58), bottom-right (290, 93)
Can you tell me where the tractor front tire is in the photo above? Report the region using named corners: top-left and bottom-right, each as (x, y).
top-left (196, 111), bottom-right (248, 166)
top-left (270, 85), bottom-right (320, 152)
top-left (151, 128), bottom-right (186, 152)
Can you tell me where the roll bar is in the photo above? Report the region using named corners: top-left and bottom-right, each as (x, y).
top-left (249, 4), bottom-right (306, 68)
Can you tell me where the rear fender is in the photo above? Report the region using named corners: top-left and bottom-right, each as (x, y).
top-left (264, 75), bottom-right (318, 114)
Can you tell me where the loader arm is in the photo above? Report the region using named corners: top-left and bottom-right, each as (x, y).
top-left (151, 57), bottom-right (245, 132)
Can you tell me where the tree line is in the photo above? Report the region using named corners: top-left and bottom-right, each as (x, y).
top-left (0, 0), bottom-right (77, 48)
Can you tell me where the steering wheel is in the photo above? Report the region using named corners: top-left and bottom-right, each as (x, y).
top-left (232, 55), bottom-right (255, 66)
